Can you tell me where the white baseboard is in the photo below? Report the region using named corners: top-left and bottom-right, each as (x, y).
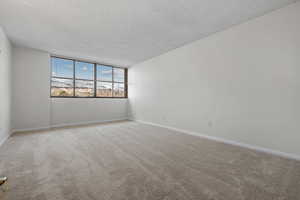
top-left (51, 118), bottom-right (129, 129)
top-left (12, 118), bottom-right (129, 134)
top-left (12, 126), bottom-right (51, 134)
top-left (135, 120), bottom-right (300, 161)
top-left (0, 133), bottom-right (10, 148)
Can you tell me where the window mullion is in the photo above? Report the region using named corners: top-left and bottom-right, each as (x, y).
top-left (94, 63), bottom-right (97, 97)
top-left (112, 67), bottom-right (114, 97)
top-left (73, 60), bottom-right (75, 97)
top-left (125, 68), bottom-right (128, 98)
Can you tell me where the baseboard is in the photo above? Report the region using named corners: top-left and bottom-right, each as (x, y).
top-left (12, 118), bottom-right (129, 134)
top-left (11, 126), bottom-right (51, 134)
top-left (50, 118), bottom-right (129, 129)
top-left (0, 133), bottom-right (10, 148)
top-left (135, 120), bottom-right (300, 161)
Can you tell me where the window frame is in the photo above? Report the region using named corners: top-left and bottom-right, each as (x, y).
top-left (50, 56), bottom-right (128, 98)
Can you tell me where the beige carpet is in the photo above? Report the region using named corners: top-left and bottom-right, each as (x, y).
top-left (0, 121), bottom-right (299, 200)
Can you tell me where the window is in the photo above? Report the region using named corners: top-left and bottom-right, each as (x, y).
top-left (50, 57), bottom-right (127, 98)
top-left (75, 61), bottom-right (94, 97)
top-left (113, 68), bottom-right (126, 97)
top-left (51, 58), bottom-right (74, 97)
top-left (97, 65), bottom-right (113, 97)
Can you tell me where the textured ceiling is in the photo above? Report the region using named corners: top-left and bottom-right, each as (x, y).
top-left (0, 0), bottom-right (297, 67)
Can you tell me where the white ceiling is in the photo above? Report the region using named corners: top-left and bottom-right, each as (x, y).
top-left (0, 0), bottom-right (297, 67)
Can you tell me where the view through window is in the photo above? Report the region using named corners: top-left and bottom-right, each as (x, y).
top-left (51, 57), bottom-right (127, 98)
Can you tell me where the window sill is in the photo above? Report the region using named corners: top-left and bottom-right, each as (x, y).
top-left (50, 96), bottom-right (127, 99)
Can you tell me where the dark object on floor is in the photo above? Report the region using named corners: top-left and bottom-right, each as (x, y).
top-left (0, 177), bottom-right (7, 186)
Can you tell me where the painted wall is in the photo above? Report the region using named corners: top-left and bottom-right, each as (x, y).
top-left (0, 26), bottom-right (12, 145)
top-left (129, 3), bottom-right (300, 156)
top-left (12, 46), bottom-right (51, 130)
top-left (50, 98), bottom-right (128, 127)
top-left (12, 46), bottom-right (128, 131)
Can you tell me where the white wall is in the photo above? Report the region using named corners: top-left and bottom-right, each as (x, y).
top-left (0, 26), bottom-right (12, 145)
top-left (12, 46), bottom-right (51, 130)
top-left (50, 98), bottom-right (128, 127)
top-left (12, 46), bottom-right (128, 131)
top-left (129, 3), bottom-right (300, 156)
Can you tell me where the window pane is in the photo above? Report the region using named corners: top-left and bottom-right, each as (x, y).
top-left (51, 58), bottom-right (73, 78)
top-left (97, 81), bottom-right (112, 97)
top-left (97, 65), bottom-right (112, 81)
top-left (75, 61), bottom-right (94, 80)
top-left (51, 78), bottom-right (73, 96)
top-left (75, 80), bottom-right (94, 97)
top-left (113, 83), bottom-right (125, 97)
top-left (113, 68), bottom-right (125, 82)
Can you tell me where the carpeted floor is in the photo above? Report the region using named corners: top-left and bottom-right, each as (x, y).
top-left (0, 121), bottom-right (300, 200)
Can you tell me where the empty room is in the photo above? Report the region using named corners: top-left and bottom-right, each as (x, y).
top-left (1, 0), bottom-right (300, 199)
